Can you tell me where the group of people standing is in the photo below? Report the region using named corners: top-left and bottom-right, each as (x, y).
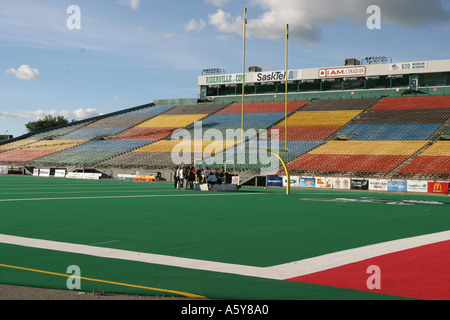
top-left (174, 166), bottom-right (231, 190)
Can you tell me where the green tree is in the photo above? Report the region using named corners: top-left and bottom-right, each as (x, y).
top-left (25, 115), bottom-right (73, 133)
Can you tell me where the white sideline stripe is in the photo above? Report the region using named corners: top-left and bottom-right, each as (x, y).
top-left (267, 230), bottom-right (450, 279)
top-left (0, 193), bottom-right (265, 202)
top-left (0, 231), bottom-right (449, 280)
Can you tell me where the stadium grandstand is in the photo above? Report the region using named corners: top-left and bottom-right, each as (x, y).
top-left (1, 56), bottom-right (450, 302)
top-left (0, 57), bottom-right (449, 188)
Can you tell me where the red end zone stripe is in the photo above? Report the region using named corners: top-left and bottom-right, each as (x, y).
top-left (287, 240), bottom-right (450, 300)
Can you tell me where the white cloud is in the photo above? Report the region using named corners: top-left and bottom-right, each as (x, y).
top-left (0, 111), bottom-right (29, 120)
top-left (208, 9), bottom-right (243, 35)
top-left (204, 0), bottom-right (231, 6)
top-left (208, 0), bottom-right (450, 43)
top-left (5, 65), bottom-right (41, 80)
top-left (71, 109), bottom-right (100, 119)
top-left (0, 109), bottom-right (99, 121)
top-left (185, 19), bottom-right (207, 32)
top-left (162, 32), bottom-right (175, 40)
top-left (118, 0), bottom-right (140, 10)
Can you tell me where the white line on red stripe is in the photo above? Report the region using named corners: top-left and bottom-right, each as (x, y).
top-left (0, 231), bottom-right (449, 280)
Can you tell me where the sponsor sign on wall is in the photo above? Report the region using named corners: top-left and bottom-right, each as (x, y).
top-left (428, 181), bottom-right (450, 194)
top-left (267, 176), bottom-right (283, 187)
top-left (315, 177), bottom-right (333, 189)
top-left (407, 180), bottom-right (428, 193)
top-left (350, 179), bottom-right (369, 190)
top-left (332, 177), bottom-right (351, 189)
top-left (388, 180), bottom-right (408, 192)
top-left (198, 69), bottom-right (303, 86)
top-left (55, 170), bottom-right (66, 178)
top-left (283, 176), bottom-right (300, 187)
top-left (299, 177), bottom-right (316, 188)
top-left (39, 169), bottom-right (50, 177)
top-left (0, 166), bottom-right (8, 175)
top-left (390, 61), bottom-right (427, 72)
top-left (318, 66), bottom-right (366, 78)
top-left (369, 179), bottom-right (388, 191)
top-left (66, 172), bottom-right (102, 180)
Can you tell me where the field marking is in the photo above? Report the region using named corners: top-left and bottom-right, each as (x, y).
top-left (0, 263), bottom-right (206, 299)
top-left (1, 231), bottom-right (449, 280)
top-left (266, 230), bottom-right (450, 279)
top-left (0, 192), bottom-right (266, 202)
top-left (0, 189), bottom-right (175, 196)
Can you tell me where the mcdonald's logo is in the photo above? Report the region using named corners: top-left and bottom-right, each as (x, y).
top-left (428, 182), bottom-right (450, 194)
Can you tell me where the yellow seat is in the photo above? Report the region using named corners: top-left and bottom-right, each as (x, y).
top-left (280, 110), bottom-right (363, 126)
top-left (308, 141), bottom-right (427, 156)
top-left (137, 114), bottom-right (208, 128)
top-left (420, 141), bottom-right (450, 157)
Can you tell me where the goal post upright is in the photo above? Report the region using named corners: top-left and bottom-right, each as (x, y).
top-left (241, 8), bottom-right (291, 194)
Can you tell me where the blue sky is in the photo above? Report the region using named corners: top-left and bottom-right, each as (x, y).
top-left (1, 0), bottom-right (449, 137)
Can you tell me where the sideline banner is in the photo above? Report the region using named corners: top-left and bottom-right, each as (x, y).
top-left (428, 181), bottom-right (449, 194)
top-left (66, 172), bottom-right (102, 180)
top-left (283, 176), bottom-right (299, 187)
top-left (267, 176), bottom-right (283, 187)
top-left (134, 175), bottom-right (156, 182)
top-left (116, 174), bottom-right (135, 181)
top-left (55, 170), bottom-right (66, 178)
top-left (369, 179), bottom-right (388, 191)
top-left (39, 169), bottom-right (50, 177)
top-left (315, 177), bottom-right (333, 189)
top-left (0, 166), bottom-right (8, 175)
top-left (388, 180), bottom-right (408, 192)
top-left (332, 177), bottom-right (351, 190)
top-left (407, 180), bottom-right (428, 193)
top-left (299, 177), bottom-right (315, 188)
top-left (351, 179), bottom-right (369, 190)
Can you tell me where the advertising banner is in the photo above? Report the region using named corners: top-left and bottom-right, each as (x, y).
top-left (318, 66), bottom-right (366, 78)
top-left (369, 179), bottom-right (388, 191)
top-left (116, 174), bottom-right (135, 181)
top-left (0, 166), bottom-right (8, 175)
top-left (407, 180), bottom-right (428, 193)
top-left (39, 169), bottom-right (50, 177)
top-left (198, 69), bottom-right (303, 86)
top-left (66, 172), bottom-right (102, 180)
top-left (315, 177), bottom-right (333, 189)
top-left (351, 179), bottom-right (369, 190)
top-left (428, 181), bottom-right (450, 194)
top-left (388, 180), bottom-right (408, 192)
top-left (283, 176), bottom-right (300, 187)
top-left (299, 177), bottom-right (315, 188)
top-left (267, 176), bottom-right (283, 187)
top-left (54, 170), bottom-right (66, 178)
top-left (33, 169), bottom-right (39, 176)
top-left (332, 177), bottom-right (351, 190)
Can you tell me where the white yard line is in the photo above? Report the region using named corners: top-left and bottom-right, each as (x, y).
top-left (0, 192), bottom-right (265, 202)
top-left (265, 230), bottom-right (450, 279)
top-left (0, 231), bottom-right (449, 280)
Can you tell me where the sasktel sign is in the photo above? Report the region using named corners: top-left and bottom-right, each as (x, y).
top-left (318, 66), bottom-right (366, 78)
top-left (198, 69), bottom-right (302, 86)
